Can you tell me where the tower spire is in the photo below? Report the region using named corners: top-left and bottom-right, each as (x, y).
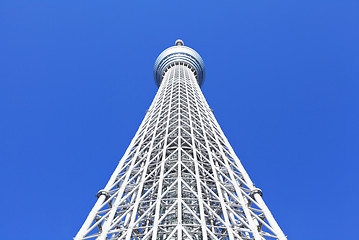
top-left (175, 39), bottom-right (184, 46)
top-left (75, 41), bottom-right (287, 240)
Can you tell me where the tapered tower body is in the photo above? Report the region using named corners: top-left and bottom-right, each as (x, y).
top-left (75, 40), bottom-right (286, 240)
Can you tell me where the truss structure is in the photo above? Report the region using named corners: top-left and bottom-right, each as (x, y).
top-left (75, 41), bottom-right (286, 240)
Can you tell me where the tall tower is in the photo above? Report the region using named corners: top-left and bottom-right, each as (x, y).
top-left (75, 40), bottom-right (286, 240)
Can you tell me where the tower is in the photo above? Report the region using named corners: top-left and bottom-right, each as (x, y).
top-left (75, 40), bottom-right (287, 240)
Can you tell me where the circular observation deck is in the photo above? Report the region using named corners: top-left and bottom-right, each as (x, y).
top-left (153, 40), bottom-right (206, 88)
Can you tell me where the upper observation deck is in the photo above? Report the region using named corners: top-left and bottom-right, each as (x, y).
top-left (153, 40), bottom-right (206, 88)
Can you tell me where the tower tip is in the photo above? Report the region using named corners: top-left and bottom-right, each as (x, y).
top-left (175, 39), bottom-right (184, 46)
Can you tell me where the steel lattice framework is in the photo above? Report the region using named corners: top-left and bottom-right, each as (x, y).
top-left (75, 40), bottom-right (287, 240)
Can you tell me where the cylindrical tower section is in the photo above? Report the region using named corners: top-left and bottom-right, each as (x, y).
top-left (153, 39), bottom-right (206, 87)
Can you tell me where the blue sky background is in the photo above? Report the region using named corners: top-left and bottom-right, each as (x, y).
top-left (0, 1), bottom-right (358, 239)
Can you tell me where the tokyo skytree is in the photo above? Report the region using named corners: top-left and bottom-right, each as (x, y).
top-left (75, 40), bottom-right (287, 240)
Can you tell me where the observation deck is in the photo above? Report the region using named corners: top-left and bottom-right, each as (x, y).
top-left (153, 39), bottom-right (206, 87)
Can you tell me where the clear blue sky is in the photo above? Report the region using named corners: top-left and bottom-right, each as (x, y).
top-left (0, 1), bottom-right (358, 239)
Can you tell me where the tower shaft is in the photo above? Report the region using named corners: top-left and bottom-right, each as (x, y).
top-left (75, 43), bottom-right (286, 240)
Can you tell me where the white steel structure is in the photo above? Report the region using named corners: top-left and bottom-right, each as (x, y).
top-left (75, 40), bottom-right (287, 240)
